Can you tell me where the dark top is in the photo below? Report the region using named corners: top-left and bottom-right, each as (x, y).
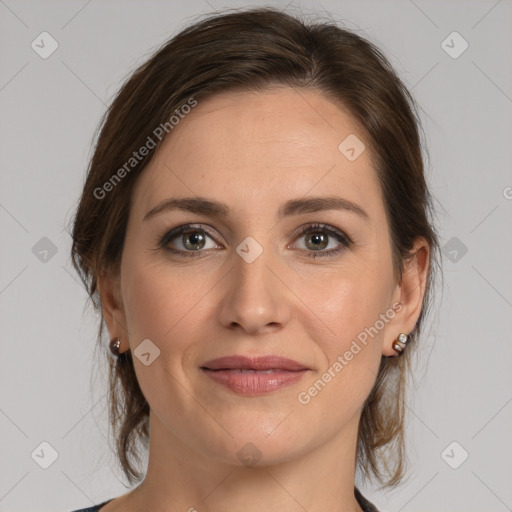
top-left (70, 488), bottom-right (379, 511)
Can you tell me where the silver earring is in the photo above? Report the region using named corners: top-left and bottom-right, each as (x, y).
top-left (392, 333), bottom-right (409, 355)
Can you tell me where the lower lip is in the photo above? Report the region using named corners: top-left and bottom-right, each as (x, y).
top-left (202, 368), bottom-right (308, 395)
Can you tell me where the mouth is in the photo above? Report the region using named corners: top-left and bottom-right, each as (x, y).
top-left (200, 355), bottom-right (310, 396)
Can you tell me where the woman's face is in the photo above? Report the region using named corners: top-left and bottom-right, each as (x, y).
top-left (104, 87), bottom-right (419, 467)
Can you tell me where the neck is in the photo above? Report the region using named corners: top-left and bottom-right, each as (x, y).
top-left (126, 410), bottom-right (365, 512)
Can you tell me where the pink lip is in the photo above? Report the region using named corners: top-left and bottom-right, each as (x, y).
top-left (201, 355), bottom-right (310, 396)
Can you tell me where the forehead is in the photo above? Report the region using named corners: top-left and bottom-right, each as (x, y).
top-left (132, 87), bottom-right (382, 219)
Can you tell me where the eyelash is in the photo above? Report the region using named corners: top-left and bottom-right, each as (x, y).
top-left (156, 223), bottom-right (353, 260)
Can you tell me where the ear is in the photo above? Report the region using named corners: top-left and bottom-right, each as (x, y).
top-left (382, 237), bottom-right (430, 357)
top-left (97, 271), bottom-right (129, 354)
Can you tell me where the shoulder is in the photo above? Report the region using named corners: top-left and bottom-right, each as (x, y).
top-left (69, 498), bottom-right (114, 512)
top-left (355, 487), bottom-right (381, 512)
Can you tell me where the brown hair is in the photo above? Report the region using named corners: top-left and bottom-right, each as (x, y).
top-left (70, 6), bottom-right (440, 489)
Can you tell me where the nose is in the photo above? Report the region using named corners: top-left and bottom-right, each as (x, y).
top-left (217, 240), bottom-right (292, 336)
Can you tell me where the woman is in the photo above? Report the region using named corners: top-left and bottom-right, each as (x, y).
top-left (70, 6), bottom-right (439, 512)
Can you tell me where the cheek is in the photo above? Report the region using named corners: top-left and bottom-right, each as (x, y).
top-left (119, 256), bottom-right (212, 415)
top-left (120, 253), bottom-right (203, 354)
top-left (299, 259), bottom-right (393, 355)
top-left (294, 270), bottom-right (392, 422)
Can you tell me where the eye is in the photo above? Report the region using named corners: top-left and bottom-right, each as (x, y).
top-left (158, 224), bottom-right (221, 257)
top-left (291, 223), bottom-right (352, 259)
top-left (156, 222), bottom-right (352, 259)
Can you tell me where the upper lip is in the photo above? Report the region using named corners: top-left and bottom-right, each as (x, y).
top-left (201, 355), bottom-right (310, 371)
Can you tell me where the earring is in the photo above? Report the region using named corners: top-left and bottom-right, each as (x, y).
top-left (109, 337), bottom-right (121, 356)
top-left (392, 333), bottom-right (409, 355)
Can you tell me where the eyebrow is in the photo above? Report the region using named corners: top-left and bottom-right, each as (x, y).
top-left (143, 195), bottom-right (370, 222)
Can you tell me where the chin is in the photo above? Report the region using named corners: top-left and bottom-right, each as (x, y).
top-left (203, 420), bottom-right (314, 468)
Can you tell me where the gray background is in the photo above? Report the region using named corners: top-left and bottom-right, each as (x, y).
top-left (1, 0), bottom-right (511, 511)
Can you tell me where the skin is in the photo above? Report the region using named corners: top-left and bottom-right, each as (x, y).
top-left (97, 87), bottom-right (429, 512)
